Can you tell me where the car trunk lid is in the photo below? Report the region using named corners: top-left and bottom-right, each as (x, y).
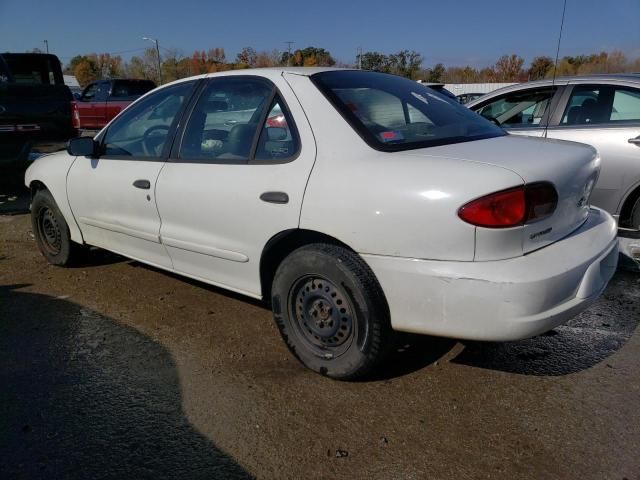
top-left (403, 135), bottom-right (600, 255)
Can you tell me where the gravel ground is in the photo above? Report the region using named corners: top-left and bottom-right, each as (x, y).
top-left (1, 186), bottom-right (639, 480)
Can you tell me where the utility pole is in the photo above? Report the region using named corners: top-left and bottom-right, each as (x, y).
top-left (143, 36), bottom-right (163, 84)
top-left (43, 40), bottom-right (49, 53)
top-left (285, 41), bottom-right (294, 66)
top-left (357, 47), bottom-right (362, 69)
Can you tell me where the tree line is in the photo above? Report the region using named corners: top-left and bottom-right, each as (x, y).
top-left (63, 46), bottom-right (640, 87)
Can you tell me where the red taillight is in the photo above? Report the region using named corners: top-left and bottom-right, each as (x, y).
top-left (71, 102), bottom-right (80, 129)
top-left (458, 183), bottom-right (557, 228)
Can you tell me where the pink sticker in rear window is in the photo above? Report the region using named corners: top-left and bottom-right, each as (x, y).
top-left (379, 130), bottom-right (404, 142)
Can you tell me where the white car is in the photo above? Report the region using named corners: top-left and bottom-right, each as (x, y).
top-left (26, 68), bottom-right (618, 379)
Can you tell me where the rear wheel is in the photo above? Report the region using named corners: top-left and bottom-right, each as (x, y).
top-left (271, 243), bottom-right (393, 380)
top-left (31, 189), bottom-right (83, 266)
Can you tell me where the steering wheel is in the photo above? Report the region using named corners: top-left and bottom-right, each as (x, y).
top-left (142, 125), bottom-right (170, 157)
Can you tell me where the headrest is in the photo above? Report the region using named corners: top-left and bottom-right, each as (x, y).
top-left (199, 100), bottom-right (228, 113)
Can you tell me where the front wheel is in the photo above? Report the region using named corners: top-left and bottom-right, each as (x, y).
top-left (271, 243), bottom-right (393, 380)
top-left (31, 189), bottom-right (83, 266)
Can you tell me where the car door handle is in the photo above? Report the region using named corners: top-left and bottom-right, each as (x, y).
top-left (224, 120), bottom-right (238, 126)
top-left (133, 179), bottom-right (151, 189)
top-left (260, 191), bottom-right (289, 204)
top-left (628, 137), bottom-right (640, 146)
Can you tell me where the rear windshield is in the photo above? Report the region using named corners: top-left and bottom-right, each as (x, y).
top-left (0, 54), bottom-right (63, 85)
top-left (311, 70), bottom-right (504, 151)
top-left (111, 80), bottom-right (156, 98)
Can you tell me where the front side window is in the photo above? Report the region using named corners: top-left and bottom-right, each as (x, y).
top-left (311, 71), bottom-right (503, 151)
top-left (102, 81), bottom-right (195, 158)
top-left (180, 78), bottom-right (275, 162)
top-left (561, 85), bottom-right (607, 125)
top-left (81, 83), bottom-right (97, 101)
top-left (476, 87), bottom-right (556, 128)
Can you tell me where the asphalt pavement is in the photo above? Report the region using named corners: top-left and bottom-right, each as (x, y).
top-left (1, 185), bottom-right (639, 479)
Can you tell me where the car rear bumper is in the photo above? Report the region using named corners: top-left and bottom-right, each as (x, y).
top-left (0, 131), bottom-right (75, 170)
top-left (361, 207), bottom-right (618, 341)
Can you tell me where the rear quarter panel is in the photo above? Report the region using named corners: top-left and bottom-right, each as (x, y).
top-left (284, 73), bottom-right (524, 261)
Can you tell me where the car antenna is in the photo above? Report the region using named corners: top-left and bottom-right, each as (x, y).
top-left (545, 0), bottom-right (568, 134)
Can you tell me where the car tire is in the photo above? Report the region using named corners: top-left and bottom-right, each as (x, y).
top-left (31, 189), bottom-right (83, 266)
top-left (631, 197), bottom-right (640, 230)
top-left (271, 243), bottom-right (393, 380)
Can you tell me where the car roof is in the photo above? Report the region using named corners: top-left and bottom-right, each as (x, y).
top-left (207, 66), bottom-right (347, 77)
top-left (466, 73), bottom-right (640, 107)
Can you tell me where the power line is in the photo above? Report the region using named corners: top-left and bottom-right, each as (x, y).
top-left (285, 41), bottom-right (294, 66)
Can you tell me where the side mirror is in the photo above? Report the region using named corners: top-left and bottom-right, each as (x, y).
top-left (267, 127), bottom-right (287, 141)
top-left (67, 137), bottom-right (97, 157)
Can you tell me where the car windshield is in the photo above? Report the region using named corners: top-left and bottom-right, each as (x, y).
top-left (311, 70), bottom-right (504, 151)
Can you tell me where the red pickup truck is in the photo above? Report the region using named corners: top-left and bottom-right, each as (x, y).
top-left (71, 79), bottom-right (155, 130)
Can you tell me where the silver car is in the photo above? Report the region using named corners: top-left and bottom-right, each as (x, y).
top-left (467, 74), bottom-right (640, 263)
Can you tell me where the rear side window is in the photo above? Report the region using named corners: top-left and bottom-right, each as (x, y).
top-left (254, 99), bottom-right (299, 161)
top-left (180, 77), bottom-right (298, 163)
top-left (611, 88), bottom-right (640, 122)
top-left (561, 85), bottom-right (640, 125)
top-left (311, 70), bottom-right (503, 152)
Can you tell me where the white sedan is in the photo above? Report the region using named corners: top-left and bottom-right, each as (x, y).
top-left (26, 68), bottom-right (618, 379)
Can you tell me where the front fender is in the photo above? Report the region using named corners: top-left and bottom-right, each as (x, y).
top-left (25, 151), bottom-right (84, 244)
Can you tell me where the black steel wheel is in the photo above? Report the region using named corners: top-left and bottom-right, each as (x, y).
top-left (36, 206), bottom-right (63, 256)
top-left (289, 275), bottom-right (356, 358)
top-left (31, 189), bottom-right (83, 266)
top-left (271, 243), bottom-right (393, 380)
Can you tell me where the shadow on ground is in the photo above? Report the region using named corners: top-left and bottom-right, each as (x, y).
top-left (368, 334), bottom-right (457, 381)
top-left (453, 271), bottom-right (640, 376)
top-left (0, 171), bottom-right (29, 215)
top-left (129, 261), bottom-right (458, 381)
top-left (0, 284), bottom-right (252, 479)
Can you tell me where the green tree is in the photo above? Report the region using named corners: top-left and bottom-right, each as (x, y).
top-left (357, 51), bottom-right (390, 72)
top-left (236, 47), bottom-right (257, 67)
top-left (427, 63), bottom-right (445, 82)
top-left (387, 50), bottom-right (422, 79)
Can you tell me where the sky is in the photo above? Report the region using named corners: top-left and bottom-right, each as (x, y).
top-left (1, 0), bottom-right (638, 68)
